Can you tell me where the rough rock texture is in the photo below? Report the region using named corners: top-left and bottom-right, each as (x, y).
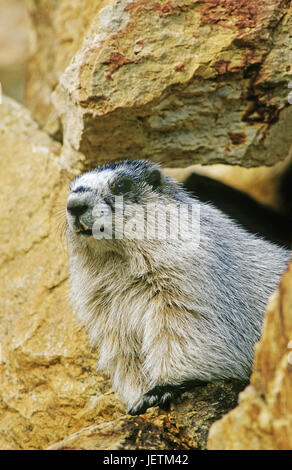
top-left (48, 381), bottom-right (245, 450)
top-left (26, 0), bottom-right (292, 171)
top-left (0, 0), bottom-right (32, 102)
top-left (0, 97), bottom-right (124, 450)
top-left (0, 96), bottom-right (246, 450)
top-left (25, 0), bottom-right (109, 137)
top-left (208, 258), bottom-right (292, 450)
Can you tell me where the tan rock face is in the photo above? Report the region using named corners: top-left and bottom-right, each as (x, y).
top-left (25, 0), bottom-right (109, 136)
top-left (0, 0), bottom-right (32, 103)
top-left (0, 97), bottom-right (124, 450)
top-left (26, 0), bottom-right (292, 171)
top-left (208, 258), bottom-right (292, 450)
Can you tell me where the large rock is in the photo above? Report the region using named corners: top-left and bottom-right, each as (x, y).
top-left (25, 0), bottom-right (109, 137)
top-left (0, 0), bottom-right (32, 102)
top-left (208, 258), bottom-right (292, 450)
top-left (0, 97), bottom-right (124, 449)
top-left (26, 0), bottom-right (292, 171)
top-left (48, 381), bottom-right (245, 450)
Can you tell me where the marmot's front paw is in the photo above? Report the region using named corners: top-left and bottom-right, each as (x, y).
top-left (128, 384), bottom-right (181, 415)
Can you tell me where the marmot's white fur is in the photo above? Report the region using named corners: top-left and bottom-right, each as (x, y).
top-left (66, 160), bottom-right (290, 414)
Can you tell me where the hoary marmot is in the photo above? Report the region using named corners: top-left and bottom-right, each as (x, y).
top-left (66, 160), bottom-right (290, 414)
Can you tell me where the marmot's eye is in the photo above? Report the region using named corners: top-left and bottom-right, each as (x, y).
top-left (111, 178), bottom-right (133, 195)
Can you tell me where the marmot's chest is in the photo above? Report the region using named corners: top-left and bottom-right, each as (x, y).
top-left (92, 273), bottom-right (166, 366)
top-left (73, 260), bottom-right (191, 359)
top-left (77, 267), bottom-right (165, 344)
top-left (97, 272), bottom-right (163, 327)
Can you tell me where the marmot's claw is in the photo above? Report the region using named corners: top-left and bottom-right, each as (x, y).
top-left (128, 395), bottom-right (159, 415)
top-left (128, 385), bottom-right (179, 415)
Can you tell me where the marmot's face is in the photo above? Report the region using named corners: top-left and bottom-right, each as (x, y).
top-left (66, 160), bottom-right (164, 240)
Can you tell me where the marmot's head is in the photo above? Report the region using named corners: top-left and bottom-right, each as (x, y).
top-left (66, 160), bottom-right (183, 244)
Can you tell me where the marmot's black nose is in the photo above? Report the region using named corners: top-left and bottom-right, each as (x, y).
top-left (67, 200), bottom-right (88, 217)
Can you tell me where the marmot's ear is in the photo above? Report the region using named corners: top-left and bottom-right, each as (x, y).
top-left (146, 169), bottom-right (162, 189)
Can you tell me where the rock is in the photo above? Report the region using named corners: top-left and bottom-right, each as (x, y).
top-left (208, 258), bottom-right (292, 450)
top-left (0, 97), bottom-right (124, 450)
top-left (47, 414), bottom-right (185, 450)
top-left (159, 380), bottom-right (246, 450)
top-left (26, 0), bottom-right (292, 171)
top-left (48, 381), bottom-right (245, 450)
top-left (0, 0), bottom-right (32, 102)
top-left (0, 0), bottom-right (32, 68)
top-left (24, 0), bottom-right (108, 137)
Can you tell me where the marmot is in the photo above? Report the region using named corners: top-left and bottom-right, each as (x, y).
top-left (66, 160), bottom-right (290, 415)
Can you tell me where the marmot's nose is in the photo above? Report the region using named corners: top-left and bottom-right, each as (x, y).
top-left (67, 199), bottom-right (88, 217)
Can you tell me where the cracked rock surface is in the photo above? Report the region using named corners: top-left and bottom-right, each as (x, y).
top-left (26, 0), bottom-right (292, 171)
